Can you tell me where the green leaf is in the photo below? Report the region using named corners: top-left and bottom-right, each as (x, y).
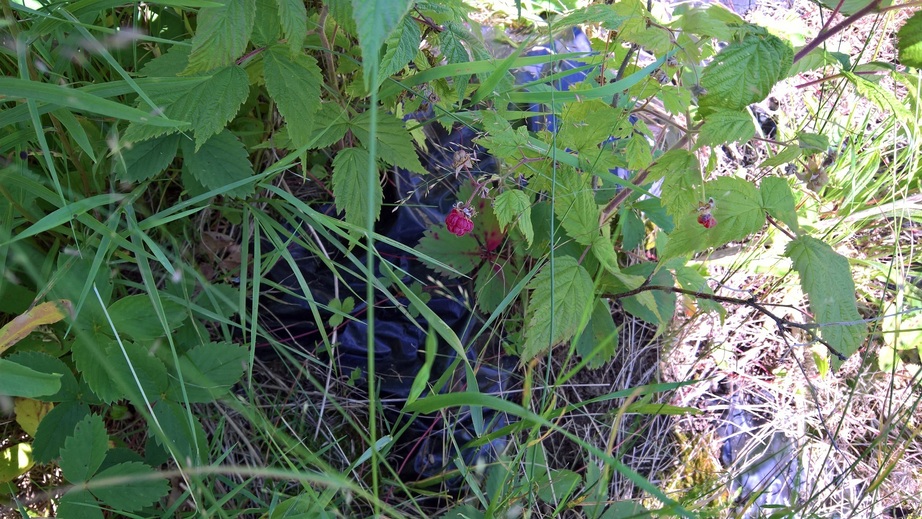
top-left (655, 150), bottom-right (702, 218)
top-left (897, 11), bottom-right (922, 68)
top-left (0, 443), bottom-right (34, 483)
top-left (406, 326), bottom-right (436, 406)
top-left (168, 342), bottom-right (247, 403)
top-left (172, 65), bottom-right (249, 150)
top-left (576, 299), bottom-right (619, 369)
top-left (151, 400), bottom-right (208, 464)
top-left (0, 358), bottom-right (62, 398)
top-left (697, 109), bottom-right (756, 148)
top-left (332, 147), bottom-right (382, 228)
top-left (263, 46), bottom-right (322, 149)
top-left (759, 143), bottom-right (803, 168)
top-left (760, 176), bottom-right (799, 232)
top-left (305, 103), bottom-right (351, 150)
top-left (536, 469), bottom-right (582, 504)
top-left (699, 32), bottom-right (793, 117)
top-left (522, 257), bottom-right (596, 361)
top-left (32, 401), bottom-right (91, 463)
top-left (816, 0), bottom-right (890, 15)
top-left (72, 338), bottom-right (169, 406)
top-left (555, 170), bottom-right (600, 246)
top-left (89, 462), bottom-right (170, 512)
top-left (180, 130), bottom-right (255, 198)
top-left (797, 132), bottom-right (830, 152)
top-left (557, 100), bottom-right (622, 154)
top-left (108, 294), bottom-right (187, 341)
top-left (350, 110), bottom-right (426, 174)
top-left (378, 16), bottom-right (421, 85)
top-left (663, 176), bottom-right (765, 259)
top-left (416, 228), bottom-right (481, 277)
top-left (785, 236), bottom-right (866, 369)
top-left (52, 109), bottom-right (96, 162)
top-left (0, 351), bottom-right (78, 402)
top-left (439, 21), bottom-right (474, 101)
top-left (351, 0), bottom-right (413, 84)
top-left (184, 0), bottom-right (256, 74)
top-left (554, 3), bottom-right (627, 30)
top-left (60, 414), bottom-right (109, 483)
top-left (115, 134), bottom-right (180, 182)
top-left (0, 78), bottom-right (185, 128)
top-left (327, 0), bottom-right (356, 33)
top-left (493, 190), bottom-right (533, 246)
top-left (251, 0), bottom-right (280, 46)
top-left (845, 71), bottom-right (917, 131)
top-left (276, 0), bottom-right (307, 54)
top-left (139, 45), bottom-right (191, 77)
top-left (621, 263), bottom-right (675, 326)
top-left (57, 490), bottom-right (103, 519)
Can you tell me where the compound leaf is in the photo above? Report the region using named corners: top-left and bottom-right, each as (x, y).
top-left (89, 462), bottom-right (169, 512)
top-left (350, 110), bottom-right (426, 174)
top-left (180, 130), bottom-right (255, 198)
top-left (168, 342), bottom-right (248, 403)
top-left (760, 176), bottom-right (799, 232)
top-left (277, 0), bottom-right (307, 54)
top-left (493, 190), bottom-right (533, 246)
top-left (698, 109), bottom-right (756, 148)
top-left (168, 65), bottom-right (249, 150)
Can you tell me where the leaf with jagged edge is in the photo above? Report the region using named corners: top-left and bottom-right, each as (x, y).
top-left (845, 71), bottom-right (917, 131)
top-left (760, 176), bottom-right (799, 232)
top-left (662, 176), bottom-right (765, 259)
top-left (251, 0), bottom-right (280, 46)
top-left (350, 0), bottom-right (413, 86)
top-left (180, 130), bottom-right (255, 198)
top-left (417, 228), bottom-right (481, 278)
top-left (115, 134), bottom-right (180, 182)
top-left (332, 147), bottom-right (382, 229)
top-left (350, 110), bottom-right (426, 174)
top-left (785, 236), bottom-right (866, 369)
top-left (697, 109), bottom-right (756, 148)
top-left (184, 0), bottom-right (255, 74)
top-left (263, 46), bottom-right (322, 149)
top-left (377, 17), bottom-right (421, 86)
top-left (897, 11), bottom-right (922, 68)
top-left (522, 257), bottom-right (596, 361)
top-left (699, 32), bottom-right (793, 117)
top-left (654, 150), bottom-right (701, 218)
top-left (575, 299), bottom-right (619, 369)
top-left (89, 462), bottom-right (169, 512)
top-left (276, 0), bottom-right (307, 54)
top-left (493, 190), bottom-right (533, 246)
top-left (555, 169), bottom-right (600, 247)
top-left (60, 414), bottom-right (108, 483)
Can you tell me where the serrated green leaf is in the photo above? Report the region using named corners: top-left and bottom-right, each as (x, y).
top-left (797, 132), bottom-right (830, 152)
top-left (57, 489), bottom-right (103, 519)
top-left (674, 264), bottom-right (724, 316)
top-left (60, 414), bottom-right (108, 483)
top-left (522, 256), bottom-right (596, 361)
top-left (816, 0), bottom-right (890, 15)
top-left (553, 3), bottom-right (627, 30)
top-left (0, 358), bottom-right (62, 399)
top-left (176, 66), bottom-right (250, 149)
top-left (168, 342), bottom-right (247, 403)
top-left (845, 71), bottom-right (917, 131)
top-left (139, 45), bottom-right (191, 77)
top-left (378, 16), bottom-right (421, 85)
top-left (263, 46), bottom-right (323, 149)
top-left (555, 171), bottom-right (600, 246)
top-left (332, 147), bottom-right (382, 230)
top-left (476, 111), bottom-right (530, 161)
top-left (89, 461), bottom-right (169, 512)
top-left (557, 99), bottom-right (621, 154)
top-left (697, 109), bottom-right (756, 148)
top-left (305, 103), bottom-right (350, 149)
top-left (350, 109), bottom-right (426, 173)
top-left (474, 261), bottom-right (516, 314)
top-left (625, 134), bottom-right (653, 170)
top-left (251, 0), bottom-right (280, 46)
top-left (663, 176), bottom-right (765, 258)
top-left (108, 294), bottom-right (187, 341)
top-left (440, 21), bottom-right (474, 102)
top-left (180, 130), bottom-right (255, 198)
top-left (416, 228), bottom-right (481, 277)
top-left (897, 11), bottom-right (922, 68)
top-left (151, 400), bottom-right (208, 464)
top-left (115, 134), bottom-right (180, 182)
top-left (657, 85), bottom-right (692, 115)
top-left (351, 0), bottom-right (413, 85)
top-left (493, 190), bottom-right (533, 246)
top-left (277, 0), bottom-right (307, 54)
top-left (785, 236), bottom-right (865, 369)
top-left (184, 0), bottom-right (256, 74)
top-left (760, 176), bottom-right (799, 231)
top-left (32, 401), bottom-right (91, 463)
top-left (576, 299), bottom-right (618, 369)
top-left (655, 150), bottom-right (702, 218)
top-left (5, 352), bottom-right (76, 402)
top-left (699, 33), bottom-right (793, 116)
top-left (72, 338), bottom-right (169, 406)
top-left (327, 0), bottom-right (356, 33)
top-left (536, 469), bottom-right (582, 504)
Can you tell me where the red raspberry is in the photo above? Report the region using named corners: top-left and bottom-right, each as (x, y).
top-left (697, 213), bottom-right (717, 229)
top-left (446, 207), bottom-right (474, 236)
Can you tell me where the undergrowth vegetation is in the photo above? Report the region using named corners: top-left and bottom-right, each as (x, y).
top-left (1, 0), bottom-right (922, 516)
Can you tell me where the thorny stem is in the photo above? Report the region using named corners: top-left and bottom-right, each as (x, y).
top-left (609, 283), bottom-right (848, 360)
